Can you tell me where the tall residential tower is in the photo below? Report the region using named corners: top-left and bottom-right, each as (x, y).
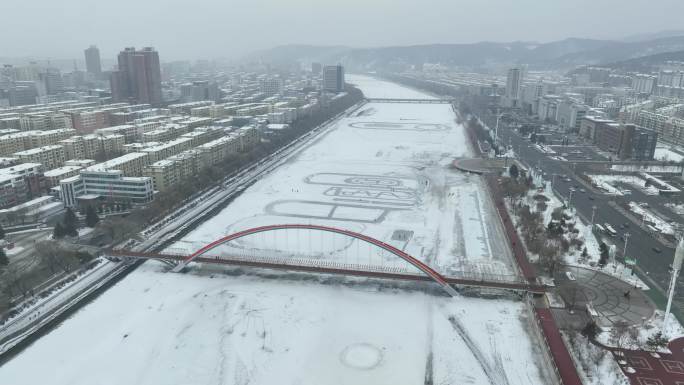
top-left (505, 67), bottom-right (523, 108)
top-left (84, 45), bottom-right (102, 76)
top-left (110, 47), bottom-right (162, 106)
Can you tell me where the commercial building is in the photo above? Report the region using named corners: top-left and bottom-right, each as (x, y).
top-left (84, 45), bottom-right (102, 76)
top-left (556, 101), bottom-right (588, 133)
top-left (579, 116), bottom-right (617, 142)
top-left (59, 171), bottom-right (153, 207)
top-left (596, 123), bottom-right (657, 160)
top-left (110, 47), bottom-right (162, 105)
top-left (322, 65), bottom-right (344, 93)
top-left (58, 152), bottom-right (154, 207)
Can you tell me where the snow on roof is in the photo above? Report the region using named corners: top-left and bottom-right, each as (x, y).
top-left (141, 137), bottom-right (192, 152)
top-left (85, 152), bottom-right (148, 172)
top-left (14, 145), bottom-right (63, 156)
top-left (0, 195), bottom-right (54, 213)
top-left (0, 163), bottom-right (42, 175)
top-left (44, 165), bottom-right (82, 177)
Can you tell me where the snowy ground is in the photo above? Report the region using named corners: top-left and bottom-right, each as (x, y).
top-left (347, 75), bottom-right (438, 99)
top-left (0, 263), bottom-right (548, 385)
top-left (654, 147), bottom-right (684, 163)
top-left (587, 174), bottom-right (659, 196)
top-left (628, 202), bottom-right (676, 235)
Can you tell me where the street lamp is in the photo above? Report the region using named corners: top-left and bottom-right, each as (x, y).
top-left (664, 237), bottom-right (684, 336)
top-left (591, 205), bottom-right (597, 225)
top-left (621, 232), bottom-right (630, 268)
top-left (568, 189), bottom-right (574, 209)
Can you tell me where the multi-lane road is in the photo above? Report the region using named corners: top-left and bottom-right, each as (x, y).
top-left (497, 125), bottom-right (684, 312)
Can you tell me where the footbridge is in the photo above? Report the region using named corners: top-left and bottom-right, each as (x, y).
top-left (110, 224), bottom-right (547, 295)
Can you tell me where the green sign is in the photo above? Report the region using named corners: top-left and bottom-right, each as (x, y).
top-left (625, 257), bottom-right (636, 266)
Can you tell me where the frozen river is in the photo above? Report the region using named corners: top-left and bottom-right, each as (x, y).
top-left (0, 76), bottom-right (547, 385)
top-left (170, 74), bottom-right (514, 279)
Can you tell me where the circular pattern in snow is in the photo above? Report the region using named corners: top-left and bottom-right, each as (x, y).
top-left (340, 343), bottom-right (383, 370)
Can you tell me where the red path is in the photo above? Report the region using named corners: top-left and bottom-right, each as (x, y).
top-left (535, 309), bottom-right (584, 385)
top-left (483, 174), bottom-right (537, 283)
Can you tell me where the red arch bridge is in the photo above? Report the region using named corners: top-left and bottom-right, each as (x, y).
top-left (109, 224), bottom-right (547, 295)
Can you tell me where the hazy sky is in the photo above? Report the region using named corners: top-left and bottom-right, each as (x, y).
top-left (3, 0), bottom-right (684, 62)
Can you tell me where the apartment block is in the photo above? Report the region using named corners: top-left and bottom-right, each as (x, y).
top-left (197, 135), bottom-right (241, 167)
top-left (44, 165), bottom-right (82, 187)
top-left (14, 145), bottom-right (66, 169)
top-left (28, 129), bottom-right (76, 148)
top-left (84, 152), bottom-right (151, 177)
top-left (179, 126), bottom-right (223, 147)
top-left (143, 150), bottom-right (200, 192)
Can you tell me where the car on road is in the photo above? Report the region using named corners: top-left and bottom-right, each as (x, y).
top-left (565, 178), bottom-right (572, 182)
top-left (588, 196), bottom-right (595, 200)
top-left (579, 188), bottom-right (586, 193)
top-left (653, 247), bottom-right (662, 254)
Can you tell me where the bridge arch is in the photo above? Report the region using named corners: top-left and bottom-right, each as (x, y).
top-left (172, 224), bottom-right (457, 296)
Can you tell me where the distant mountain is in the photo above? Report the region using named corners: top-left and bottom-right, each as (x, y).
top-left (621, 30), bottom-right (684, 42)
top-left (601, 50), bottom-right (684, 72)
top-left (246, 36), bottom-right (684, 71)
top-left (245, 45), bottom-right (350, 65)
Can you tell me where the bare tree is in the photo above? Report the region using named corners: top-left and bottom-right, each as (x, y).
top-left (610, 321), bottom-right (631, 349)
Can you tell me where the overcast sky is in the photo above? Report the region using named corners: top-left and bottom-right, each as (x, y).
top-left (3, 0), bottom-right (684, 62)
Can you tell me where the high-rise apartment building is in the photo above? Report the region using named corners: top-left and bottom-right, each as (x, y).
top-left (322, 65), bottom-right (344, 93)
top-left (110, 47), bottom-right (162, 106)
top-left (506, 67), bottom-right (523, 108)
top-left (84, 45), bottom-right (102, 75)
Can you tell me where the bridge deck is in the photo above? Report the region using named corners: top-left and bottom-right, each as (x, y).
top-left (365, 97), bottom-right (453, 104)
top-left (109, 251), bottom-right (547, 293)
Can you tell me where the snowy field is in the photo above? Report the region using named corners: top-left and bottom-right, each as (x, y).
top-left (0, 77), bottom-right (544, 385)
top-left (0, 263), bottom-right (547, 385)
